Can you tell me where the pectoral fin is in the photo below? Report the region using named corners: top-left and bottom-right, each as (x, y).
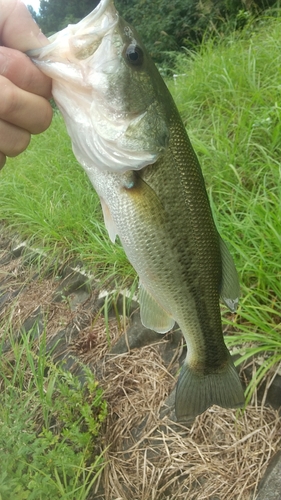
top-left (139, 284), bottom-right (175, 334)
top-left (220, 238), bottom-right (240, 312)
top-left (100, 197), bottom-right (118, 243)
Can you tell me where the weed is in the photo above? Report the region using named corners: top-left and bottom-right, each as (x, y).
top-left (0, 330), bottom-right (107, 500)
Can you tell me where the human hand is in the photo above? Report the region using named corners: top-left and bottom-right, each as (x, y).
top-left (0, 0), bottom-right (53, 169)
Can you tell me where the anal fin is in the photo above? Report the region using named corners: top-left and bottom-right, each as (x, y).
top-left (139, 284), bottom-right (175, 334)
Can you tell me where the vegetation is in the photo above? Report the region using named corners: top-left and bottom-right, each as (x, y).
top-left (0, 330), bottom-right (107, 499)
top-left (31, 0), bottom-right (99, 36)
top-left (30, 0), bottom-right (279, 64)
top-left (115, 0), bottom-right (277, 64)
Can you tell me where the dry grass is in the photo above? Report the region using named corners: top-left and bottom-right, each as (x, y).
top-left (99, 344), bottom-right (281, 500)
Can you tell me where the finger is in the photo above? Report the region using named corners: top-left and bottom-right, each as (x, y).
top-left (0, 47), bottom-right (52, 98)
top-left (0, 151), bottom-right (6, 169)
top-left (0, 76), bottom-right (53, 134)
top-left (0, 119), bottom-right (30, 157)
top-left (0, 0), bottom-right (49, 51)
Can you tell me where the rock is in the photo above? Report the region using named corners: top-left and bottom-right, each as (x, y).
top-left (2, 306), bottom-right (45, 354)
top-left (0, 287), bottom-right (22, 312)
top-left (46, 309), bottom-right (92, 361)
top-left (257, 451), bottom-right (281, 500)
top-left (52, 269), bottom-right (91, 304)
top-left (20, 306), bottom-right (44, 337)
top-left (109, 310), bottom-right (165, 354)
top-left (0, 251), bottom-right (15, 266)
top-left (260, 374), bottom-right (281, 410)
top-left (241, 357), bottom-right (281, 410)
top-left (11, 242), bottom-right (28, 258)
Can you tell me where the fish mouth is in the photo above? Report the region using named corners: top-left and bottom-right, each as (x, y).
top-left (26, 0), bottom-right (171, 173)
top-left (26, 0), bottom-right (118, 60)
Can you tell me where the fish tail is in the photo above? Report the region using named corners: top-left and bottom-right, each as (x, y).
top-left (175, 355), bottom-right (245, 422)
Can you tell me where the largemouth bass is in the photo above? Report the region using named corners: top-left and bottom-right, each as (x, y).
top-left (28, 0), bottom-right (245, 421)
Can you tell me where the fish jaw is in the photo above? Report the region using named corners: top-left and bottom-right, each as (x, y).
top-left (27, 1), bottom-right (170, 174)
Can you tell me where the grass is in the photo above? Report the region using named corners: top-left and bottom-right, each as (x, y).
top-left (0, 328), bottom-right (107, 500)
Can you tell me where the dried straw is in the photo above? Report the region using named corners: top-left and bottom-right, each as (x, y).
top-left (95, 333), bottom-right (281, 500)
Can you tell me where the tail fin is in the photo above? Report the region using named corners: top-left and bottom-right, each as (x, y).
top-left (175, 356), bottom-right (245, 422)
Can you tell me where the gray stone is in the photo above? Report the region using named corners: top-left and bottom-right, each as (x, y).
top-left (46, 308), bottom-right (93, 361)
top-left (263, 375), bottom-right (281, 410)
top-left (0, 287), bottom-right (22, 313)
top-left (0, 231), bottom-right (12, 250)
top-left (52, 269), bottom-right (91, 303)
top-left (109, 295), bottom-right (139, 317)
top-left (69, 289), bottom-right (91, 309)
top-left (158, 329), bottom-right (186, 367)
top-left (257, 451), bottom-right (281, 500)
top-left (109, 311), bottom-right (165, 354)
top-left (2, 307), bottom-right (44, 353)
top-left (242, 357), bottom-right (281, 410)
top-left (11, 243), bottom-right (28, 258)
top-left (60, 259), bottom-right (87, 278)
top-left (20, 307), bottom-right (44, 337)
top-left (108, 308), bottom-right (181, 357)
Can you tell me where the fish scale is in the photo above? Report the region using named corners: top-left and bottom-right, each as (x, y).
top-left (27, 0), bottom-right (245, 421)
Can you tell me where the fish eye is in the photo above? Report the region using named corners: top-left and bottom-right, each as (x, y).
top-left (125, 44), bottom-right (143, 66)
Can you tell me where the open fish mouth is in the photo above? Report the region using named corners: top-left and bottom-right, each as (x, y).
top-left (27, 0), bottom-right (118, 61)
top-left (27, 0), bottom-right (170, 173)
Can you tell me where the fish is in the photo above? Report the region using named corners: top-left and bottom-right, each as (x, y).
top-left (27, 0), bottom-right (245, 421)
